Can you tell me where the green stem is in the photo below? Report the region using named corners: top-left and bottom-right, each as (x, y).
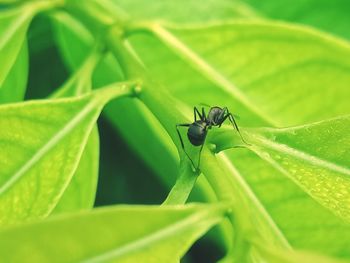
top-left (163, 161), bottom-right (199, 205)
top-left (64, 0), bottom-right (128, 35)
top-left (106, 28), bottom-right (201, 204)
top-left (64, 3), bottom-right (291, 261)
top-left (51, 43), bottom-right (105, 98)
top-left (125, 22), bottom-right (277, 126)
top-left (106, 27), bottom-right (141, 79)
top-left (27, 0), bottom-right (64, 13)
top-left (106, 26), bottom-right (192, 153)
top-left (117, 22), bottom-right (292, 260)
top-left (200, 148), bottom-right (254, 262)
top-left (105, 27), bottom-right (244, 259)
top-left (64, 3), bottom-right (200, 206)
top-left (207, 127), bottom-right (252, 153)
top-left (66, 5), bottom-right (241, 256)
top-left (93, 80), bottom-right (139, 106)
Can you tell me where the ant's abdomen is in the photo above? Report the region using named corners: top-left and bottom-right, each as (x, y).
top-left (187, 134), bottom-right (204, 146)
top-left (187, 122), bottom-right (207, 146)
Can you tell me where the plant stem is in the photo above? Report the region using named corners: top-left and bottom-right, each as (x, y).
top-left (125, 22), bottom-right (277, 126)
top-left (63, 3), bottom-right (291, 261)
top-left (51, 43), bottom-right (105, 98)
top-left (109, 22), bottom-right (292, 259)
top-left (62, 4), bottom-right (199, 205)
top-left (106, 27), bottom-right (192, 151)
top-left (67, 7), bottom-right (252, 259)
top-left (27, 0), bottom-right (65, 13)
top-left (163, 161), bottom-right (199, 205)
top-left (106, 26), bottom-right (202, 205)
top-left (104, 26), bottom-right (246, 259)
top-left (93, 80), bottom-right (139, 106)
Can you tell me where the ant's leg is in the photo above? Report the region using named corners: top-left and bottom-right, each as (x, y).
top-left (197, 143), bottom-right (204, 169)
top-left (221, 112), bottom-right (248, 144)
top-left (227, 113), bottom-right (250, 145)
top-left (217, 108), bottom-right (237, 130)
top-left (218, 107), bottom-right (229, 128)
top-left (194, 107), bottom-right (203, 122)
top-left (176, 124), bottom-right (197, 169)
top-left (176, 124), bottom-right (190, 149)
top-left (202, 107), bottom-right (206, 122)
top-left (197, 135), bottom-right (207, 169)
top-left (217, 107), bottom-right (228, 128)
top-left (228, 113), bottom-right (239, 131)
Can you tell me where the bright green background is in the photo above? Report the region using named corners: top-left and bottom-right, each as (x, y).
top-left (0, 0), bottom-right (350, 262)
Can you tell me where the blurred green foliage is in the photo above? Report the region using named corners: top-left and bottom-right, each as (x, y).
top-left (0, 0), bottom-right (350, 262)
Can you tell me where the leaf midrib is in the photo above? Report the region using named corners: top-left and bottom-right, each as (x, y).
top-left (148, 24), bottom-right (279, 127)
top-left (0, 9), bottom-right (33, 87)
top-left (81, 209), bottom-right (221, 263)
top-left (219, 153), bottom-right (292, 249)
top-left (0, 99), bottom-right (98, 195)
top-left (0, 10), bottom-right (31, 50)
top-left (254, 134), bottom-right (350, 176)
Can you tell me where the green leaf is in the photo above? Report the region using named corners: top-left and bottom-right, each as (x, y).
top-left (0, 1), bottom-right (63, 96)
top-left (242, 0), bottom-right (350, 40)
top-left (252, 244), bottom-right (350, 263)
top-left (0, 203), bottom-right (227, 262)
top-left (130, 21), bottom-right (350, 126)
top-left (52, 11), bottom-right (232, 252)
top-left (52, 11), bottom-right (179, 189)
top-left (51, 49), bottom-right (103, 214)
top-left (0, 5), bottom-right (33, 88)
top-left (54, 4), bottom-right (350, 260)
top-left (25, 14), bottom-right (69, 100)
top-left (248, 115), bottom-right (350, 222)
top-left (52, 127), bottom-right (99, 213)
top-left (0, 42), bottom-right (28, 103)
top-left (57, 0), bottom-right (256, 201)
top-left (210, 116), bottom-right (350, 258)
top-left (0, 83), bottom-right (133, 226)
top-left (163, 160), bottom-right (199, 205)
top-left (52, 11), bottom-right (123, 87)
top-left (123, 21), bottom-right (350, 259)
top-left (114, 0), bottom-right (256, 23)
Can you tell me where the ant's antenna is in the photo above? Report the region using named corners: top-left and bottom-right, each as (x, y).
top-left (199, 102), bottom-right (211, 108)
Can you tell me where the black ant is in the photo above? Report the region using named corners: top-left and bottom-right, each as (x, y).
top-left (176, 106), bottom-right (247, 170)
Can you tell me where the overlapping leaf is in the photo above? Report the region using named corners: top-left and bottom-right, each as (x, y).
top-left (114, 0), bottom-right (256, 23)
top-left (126, 21), bottom-right (350, 259)
top-left (51, 50), bottom-right (102, 214)
top-left (53, 0), bottom-right (350, 261)
top-left (0, 204), bottom-right (227, 262)
top-left (248, 115), bottom-right (350, 222)
top-left (130, 21), bottom-right (350, 126)
top-left (52, 11), bottom-right (179, 189)
top-left (210, 115), bottom-right (350, 257)
top-left (243, 0), bottom-right (350, 40)
top-left (0, 43), bottom-right (28, 103)
top-left (0, 5), bottom-right (32, 87)
top-left (0, 84), bottom-right (131, 226)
